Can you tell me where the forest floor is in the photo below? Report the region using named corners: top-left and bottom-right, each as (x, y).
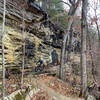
top-left (0, 73), bottom-right (84, 100)
top-left (0, 54), bottom-right (85, 100)
top-left (30, 75), bottom-right (84, 100)
top-left (0, 74), bottom-right (22, 98)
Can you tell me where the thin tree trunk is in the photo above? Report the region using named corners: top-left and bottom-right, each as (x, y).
top-left (21, 12), bottom-right (25, 88)
top-left (81, 0), bottom-right (88, 97)
top-left (95, 20), bottom-right (100, 85)
top-left (42, 0), bottom-right (47, 11)
top-left (87, 34), bottom-right (97, 83)
top-left (21, 41), bottom-right (25, 88)
top-left (60, 33), bottom-right (69, 80)
top-left (60, 0), bottom-right (81, 80)
top-left (2, 0), bottom-right (6, 100)
top-left (66, 24), bottom-right (73, 62)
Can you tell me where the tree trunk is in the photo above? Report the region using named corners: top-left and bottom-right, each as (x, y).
top-left (21, 41), bottom-right (25, 88)
top-left (81, 0), bottom-right (88, 97)
top-left (21, 13), bottom-right (25, 88)
top-left (87, 33), bottom-right (97, 83)
top-left (66, 24), bottom-right (73, 62)
top-left (95, 20), bottom-right (100, 86)
top-left (42, 0), bottom-right (48, 11)
top-left (60, 0), bottom-right (81, 80)
top-left (60, 33), bottom-right (69, 80)
top-left (2, 0), bottom-right (6, 100)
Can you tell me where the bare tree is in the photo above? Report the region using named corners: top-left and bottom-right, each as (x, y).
top-left (1, 0), bottom-right (6, 100)
top-left (81, 0), bottom-right (88, 97)
top-left (93, 1), bottom-right (100, 86)
top-left (88, 0), bottom-right (100, 86)
top-left (60, 0), bottom-right (81, 80)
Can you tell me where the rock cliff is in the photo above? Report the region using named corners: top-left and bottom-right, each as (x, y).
top-left (0, 0), bottom-right (62, 71)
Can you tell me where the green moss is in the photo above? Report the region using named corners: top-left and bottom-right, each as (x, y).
top-left (88, 81), bottom-right (93, 88)
top-left (13, 85), bottom-right (35, 100)
top-left (0, 86), bottom-right (2, 91)
top-left (13, 91), bottom-right (26, 100)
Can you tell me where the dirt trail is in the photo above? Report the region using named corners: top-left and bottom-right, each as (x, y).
top-left (25, 77), bottom-right (84, 100)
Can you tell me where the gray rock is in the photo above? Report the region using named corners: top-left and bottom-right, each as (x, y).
top-left (87, 95), bottom-right (96, 100)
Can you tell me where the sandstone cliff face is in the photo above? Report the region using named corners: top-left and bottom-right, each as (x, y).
top-left (0, 23), bottom-right (61, 71)
top-left (0, 0), bottom-right (63, 71)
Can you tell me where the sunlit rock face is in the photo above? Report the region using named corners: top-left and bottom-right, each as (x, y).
top-left (0, 24), bottom-right (62, 71)
top-left (0, 0), bottom-right (62, 71)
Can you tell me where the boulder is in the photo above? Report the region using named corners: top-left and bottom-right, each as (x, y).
top-left (87, 95), bottom-right (96, 100)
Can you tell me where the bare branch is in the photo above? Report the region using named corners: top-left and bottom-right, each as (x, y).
top-left (97, 13), bottom-right (100, 16)
top-left (69, 0), bottom-right (75, 5)
top-left (68, 0), bottom-right (81, 15)
top-left (59, 1), bottom-right (71, 7)
top-left (75, 0), bottom-right (81, 8)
